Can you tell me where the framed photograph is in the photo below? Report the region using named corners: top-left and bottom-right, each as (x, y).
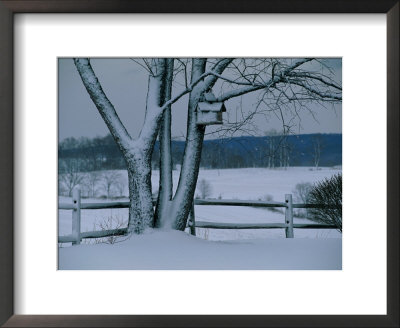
top-left (57, 56), bottom-right (343, 271)
top-left (0, 1), bottom-right (398, 327)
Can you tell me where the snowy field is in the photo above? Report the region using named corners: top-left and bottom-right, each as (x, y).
top-left (59, 167), bottom-right (342, 269)
top-left (59, 230), bottom-right (341, 270)
top-left (59, 166), bottom-right (342, 241)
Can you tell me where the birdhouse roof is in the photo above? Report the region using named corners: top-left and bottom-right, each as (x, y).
top-left (197, 102), bottom-right (226, 112)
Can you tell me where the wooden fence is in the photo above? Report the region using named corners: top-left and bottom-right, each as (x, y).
top-left (58, 189), bottom-right (338, 245)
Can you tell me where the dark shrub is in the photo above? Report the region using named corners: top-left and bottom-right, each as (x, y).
top-left (307, 174), bottom-right (342, 232)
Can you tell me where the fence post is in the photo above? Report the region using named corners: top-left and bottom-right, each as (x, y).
top-left (189, 201), bottom-right (196, 236)
top-left (72, 188), bottom-right (81, 245)
top-left (285, 194), bottom-right (294, 238)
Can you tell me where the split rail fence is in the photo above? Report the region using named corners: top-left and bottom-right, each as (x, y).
top-left (58, 189), bottom-right (338, 245)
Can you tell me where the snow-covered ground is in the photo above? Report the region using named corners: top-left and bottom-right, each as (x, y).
top-left (58, 167), bottom-right (342, 269)
top-left (59, 229), bottom-right (342, 270)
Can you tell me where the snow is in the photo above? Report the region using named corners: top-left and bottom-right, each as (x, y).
top-left (58, 167), bottom-right (342, 269)
top-left (71, 166), bottom-right (340, 201)
top-left (59, 230), bottom-right (341, 270)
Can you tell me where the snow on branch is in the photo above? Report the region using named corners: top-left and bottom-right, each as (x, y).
top-left (159, 70), bottom-right (211, 111)
top-left (204, 59), bottom-right (234, 89)
top-left (74, 58), bottom-right (132, 151)
top-left (159, 58), bottom-right (234, 112)
top-left (217, 84), bottom-right (266, 102)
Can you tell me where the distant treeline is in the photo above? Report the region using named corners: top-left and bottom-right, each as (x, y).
top-left (58, 133), bottom-right (342, 173)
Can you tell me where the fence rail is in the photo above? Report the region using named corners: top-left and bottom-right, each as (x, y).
top-left (59, 199), bottom-right (335, 210)
top-left (193, 222), bottom-right (337, 229)
top-left (58, 189), bottom-right (339, 245)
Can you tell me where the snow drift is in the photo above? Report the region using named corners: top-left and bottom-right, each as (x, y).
top-left (59, 230), bottom-right (341, 270)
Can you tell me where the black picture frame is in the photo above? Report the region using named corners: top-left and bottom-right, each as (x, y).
top-left (0, 1), bottom-right (398, 327)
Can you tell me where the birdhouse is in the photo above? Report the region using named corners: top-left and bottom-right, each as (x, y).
top-left (196, 92), bottom-right (226, 126)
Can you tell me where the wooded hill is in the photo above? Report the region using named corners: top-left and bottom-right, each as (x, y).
top-left (58, 133), bottom-right (342, 173)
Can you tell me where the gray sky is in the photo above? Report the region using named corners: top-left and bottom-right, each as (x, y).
top-left (58, 58), bottom-right (342, 141)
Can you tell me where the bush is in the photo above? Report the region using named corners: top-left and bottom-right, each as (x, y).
top-left (307, 174), bottom-right (342, 232)
top-left (92, 215), bottom-right (127, 244)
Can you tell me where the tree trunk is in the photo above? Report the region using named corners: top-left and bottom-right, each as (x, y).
top-left (126, 152), bottom-right (154, 233)
top-left (126, 58), bottom-right (172, 232)
top-left (154, 59), bottom-right (174, 228)
top-left (169, 59), bottom-right (207, 230)
top-left (74, 58), bottom-right (170, 234)
top-left (156, 58), bottom-right (233, 231)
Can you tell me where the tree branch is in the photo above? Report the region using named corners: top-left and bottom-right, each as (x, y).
top-left (216, 58), bottom-right (315, 102)
top-left (204, 58), bottom-right (234, 89)
top-left (288, 72), bottom-right (342, 91)
top-left (288, 80), bottom-right (342, 101)
top-left (73, 58), bottom-right (133, 152)
top-left (159, 70), bottom-right (211, 111)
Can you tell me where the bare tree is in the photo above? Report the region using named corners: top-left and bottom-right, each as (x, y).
top-left (311, 134), bottom-right (324, 169)
top-left (157, 58), bottom-right (341, 230)
top-left (74, 58), bottom-right (341, 234)
top-left (58, 159), bottom-right (84, 197)
top-left (292, 182), bottom-right (313, 218)
top-left (101, 171), bottom-right (123, 198)
top-left (83, 171), bottom-right (101, 198)
top-left (114, 174), bottom-right (127, 197)
top-left (265, 129), bottom-right (278, 168)
top-left (197, 179), bottom-right (213, 199)
top-left (293, 182), bottom-right (313, 204)
top-left (264, 129), bottom-right (292, 169)
top-left (279, 133), bottom-right (291, 169)
top-left (75, 58), bottom-right (175, 233)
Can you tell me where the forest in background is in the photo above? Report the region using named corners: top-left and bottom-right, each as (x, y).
top-left (58, 133), bottom-right (342, 173)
